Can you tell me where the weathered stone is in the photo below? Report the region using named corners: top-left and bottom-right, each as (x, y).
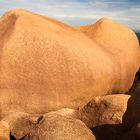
top-left (32, 114), bottom-right (95, 140)
top-left (78, 94), bottom-right (130, 128)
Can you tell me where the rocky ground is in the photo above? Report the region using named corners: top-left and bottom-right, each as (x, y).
top-left (8, 70), bottom-right (140, 140)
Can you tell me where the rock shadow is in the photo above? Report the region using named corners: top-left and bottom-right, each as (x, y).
top-left (91, 124), bottom-right (126, 140)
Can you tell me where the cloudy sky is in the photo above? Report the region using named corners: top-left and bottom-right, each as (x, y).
top-left (0, 0), bottom-right (140, 31)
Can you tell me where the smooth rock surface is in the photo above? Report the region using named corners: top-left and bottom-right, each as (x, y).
top-left (76, 19), bottom-right (140, 93)
top-left (0, 9), bottom-right (139, 115)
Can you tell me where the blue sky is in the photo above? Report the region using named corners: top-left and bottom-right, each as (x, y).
top-left (0, 0), bottom-right (140, 31)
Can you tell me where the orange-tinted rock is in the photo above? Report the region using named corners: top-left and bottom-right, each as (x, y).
top-left (78, 94), bottom-right (130, 128)
top-left (0, 9), bottom-right (139, 115)
top-left (76, 19), bottom-right (140, 93)
top-left (14, 113), bottom-right (96, 140)
top-left (3, 109), bottom-right (80, 139)
top-left (0, 121), bottom-right (10, 140)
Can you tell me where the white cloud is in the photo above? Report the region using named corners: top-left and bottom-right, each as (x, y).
top-left (0, 0), bottom-right (139, 31)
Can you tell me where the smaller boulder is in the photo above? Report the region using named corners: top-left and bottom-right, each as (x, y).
top-left (4, 112), bottom-right (35, 139)
top-left (25, 113), bottom-right (96, 140)
top-left (78, 94), bottom-right (130, 128)
top-left (5, 110), bottom-right (95, 140)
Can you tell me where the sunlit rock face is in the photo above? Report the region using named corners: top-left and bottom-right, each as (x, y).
top-left (0, 9), bottom-right (139, 115)
top-left (76, 19), bottom-right (140, 93)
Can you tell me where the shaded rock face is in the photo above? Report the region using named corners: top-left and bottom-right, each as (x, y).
top-left (78, 94), bottom-right (130, 128)
top-left (123, 93), bottom-right (140, 130)
top-left (136, 33), bottom-right (140, 43)
top-left (129, 69), bottom-right (140, 95)
top-left (92, 124), bottom-right (125, 140)
top-left (121, 81), bottom-right (140, 140)
top-left (120, 123), bottom-right (140, 140)
top-left (10, 135), bottom-right (16, 140)
top-left (0, 9), bottom-right (139, 115)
